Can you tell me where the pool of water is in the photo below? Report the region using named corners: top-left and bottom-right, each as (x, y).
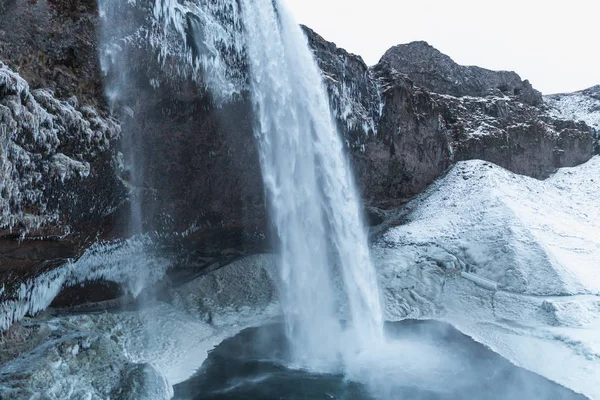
top-left (173, 320), bottom-right (587, 400)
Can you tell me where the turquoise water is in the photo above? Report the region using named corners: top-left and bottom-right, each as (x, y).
top-left (173, 321), bottom-right (587, 400)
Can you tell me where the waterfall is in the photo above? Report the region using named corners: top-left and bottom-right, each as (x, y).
top-left (241, 0), bottom-right (383, 369)
top-left (99, 0), bottom-right (384, 372)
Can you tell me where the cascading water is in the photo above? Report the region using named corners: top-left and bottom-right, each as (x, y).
top-left (241, 0), bottom-right (383, 369)
top-left (100, 0), bottom-right (383, 372)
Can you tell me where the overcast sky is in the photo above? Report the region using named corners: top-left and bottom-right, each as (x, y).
top-left (287, 0), bottom-right (600, 94)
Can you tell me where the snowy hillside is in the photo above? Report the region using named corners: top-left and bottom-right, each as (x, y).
top-left (545, 85), bottom-right (600, 131)
top-left (374, 156), bottom-right (600, 399)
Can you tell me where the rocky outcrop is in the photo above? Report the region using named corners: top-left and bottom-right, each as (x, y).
top-left (380, 41), bottom-right (543, 106)
top-left (302, 29), bottom-right (451, 206)
top-left (0, 0), bottom-right (105, 106)
top-left (355, 62), bottom-right (451, 206)
top-left (545, 85), bottom-right (600, 153)
top-left (377, 41), bottom-right (595, 180)
top-left (306, 34), bottom-right (595, 203)
top-left (302, 26), bottom-right (381, 141)
top-left (437, 92), bottom-right (594, 178)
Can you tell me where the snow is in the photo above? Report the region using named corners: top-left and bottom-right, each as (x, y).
top-left (373, 156), bottom-right (600, 399)
top-left (2, 145), bottom-right (598, 398)
top-left (2, 163), bottom-right (600, 398)
top-left (546, 88), bottom-right (600, 131)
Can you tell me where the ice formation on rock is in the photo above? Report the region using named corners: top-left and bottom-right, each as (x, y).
top-left (0, 236), bottom-right (170, 331)
top-left (0, 255), bottom-right (280, 399)
top-left (0, 63), bottom-right (120, 231)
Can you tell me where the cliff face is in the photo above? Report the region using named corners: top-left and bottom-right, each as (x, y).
top-left (0, 62), bottom-right (124, 313)
top-left (0, 0), bottom-right (104, 106)
top-left (379, 41), bottom-right (543, 106)
top-left (373, 41), bottom-right (594, 181)
top-left (0, 0), bottom-right (597, 326)
top-left (545, 85), bottom-right (600, 153)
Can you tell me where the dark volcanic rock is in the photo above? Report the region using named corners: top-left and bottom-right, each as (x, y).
top-left (356, 62), bottom-right (451, 207)
top-left (302, 26), bottom-right (381, 143)
top-left (380, 41), bottom-right (543, 106)
top-left (436, 92), bottom-right (595, 178)
top-left (303, 31), bottom-right (450, 207)
top-left (0, 0), bottom-right (105, 106)
top-left (545, 85), bottom-right (600, 153)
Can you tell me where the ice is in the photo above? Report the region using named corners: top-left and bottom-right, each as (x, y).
top-left (99, 0), bottom-right (247, 105)
top-left (0, 255), bottom-right (280, 399)
top-left (0, 236), bottom-right (170, 331)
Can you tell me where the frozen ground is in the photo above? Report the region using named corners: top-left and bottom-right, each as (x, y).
top-left (374, 156), bottom-right (600, 399)
top-left (0, 255), bottom-right (281, 399)
top-left (1, 158), bottom-right (599, 399)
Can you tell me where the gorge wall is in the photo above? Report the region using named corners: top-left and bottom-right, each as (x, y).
top-left (0, 0), bottom-right (597, 326)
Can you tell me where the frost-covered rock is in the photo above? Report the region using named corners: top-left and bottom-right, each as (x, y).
top-left (546, 85), bottom-right (600, 152)
top-left (302, 26), bottom-right (381, 140)
top-left (0, 254), bottom-right (280, 399)
top-left (0, 236), bottom-right (172, 331)
top-left (436, 92), bottom-right (595, 178)
top-left (376, 41), bottom-right (596, 181)
top-left (0, 63), bottom-right (125, 330)
top-left (380, 41), bottom-right (543, 106)
top-left (546, 85), bottom-right (600, 131)
top-left (373, 157), bottom-right (600, 399)
top-left (0, 63), bottom-right (122, 231)
top-left (110, 363), bottom-right (173, 400)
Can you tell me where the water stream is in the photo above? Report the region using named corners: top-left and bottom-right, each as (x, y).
top-left (241, 0), bottom-right (383, 370)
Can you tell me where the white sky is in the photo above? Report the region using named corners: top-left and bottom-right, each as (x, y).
top-left (287, 0), bottom-right (600, 94)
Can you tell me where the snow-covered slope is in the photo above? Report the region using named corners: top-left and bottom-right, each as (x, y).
top-left (545, 86), bottom-right (600, 131)
top-left (374, 156), bottom-right (600, 399)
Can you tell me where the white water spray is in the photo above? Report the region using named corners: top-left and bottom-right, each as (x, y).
top-left (241, 0), bottom-right (383, 370)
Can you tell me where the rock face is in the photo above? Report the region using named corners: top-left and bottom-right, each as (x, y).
top-left (0, 63), bottom-right (124, 307)
top-left (376, 41), bottom-right (595, 180)
top-left (0, 0), bottom-right (105, 106)
top-left (380, 41), bottom-right (543, 106)
top-left (437, 92), bottom-right (594, 179)
top-left (302, 26), bottom-right (381, 142)
top-left (306, 34), bottom-right (595, 203)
